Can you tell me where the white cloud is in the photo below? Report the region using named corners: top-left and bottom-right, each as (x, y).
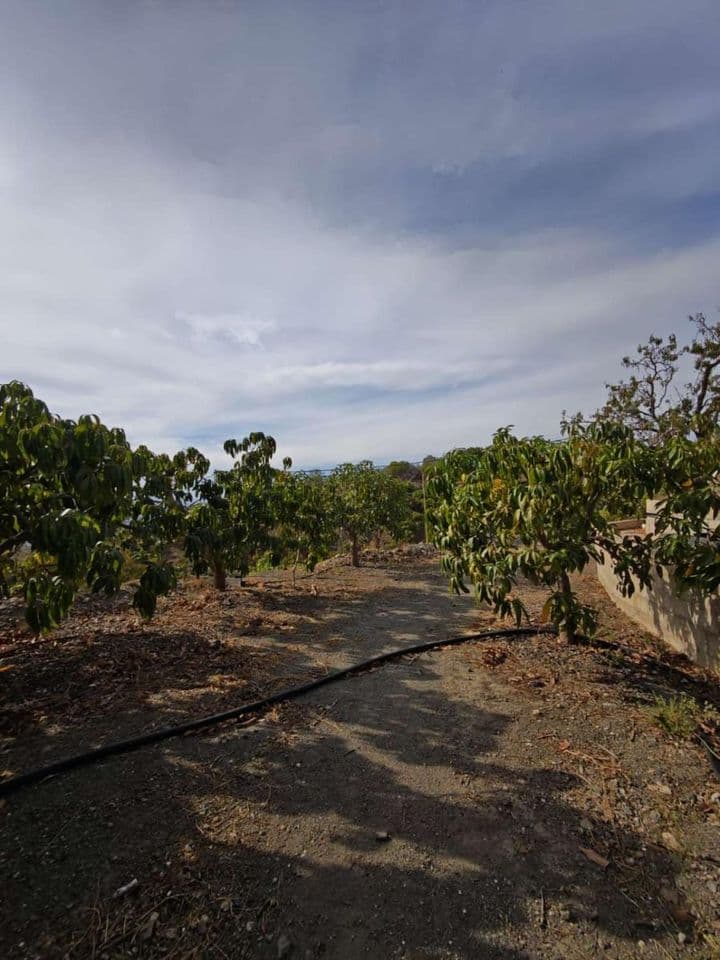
top-left (175, 313), bottom-right (275, 348)
top-left (0, 1), bottom-right (717, 467)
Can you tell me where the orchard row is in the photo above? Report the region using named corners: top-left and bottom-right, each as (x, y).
top-left (0, 381), bottom-right (419, 632)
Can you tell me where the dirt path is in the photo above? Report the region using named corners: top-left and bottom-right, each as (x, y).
top-left (2, 558), bottom-right (719, 959)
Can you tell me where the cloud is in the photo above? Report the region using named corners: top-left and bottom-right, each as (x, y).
top-left (0, 1), bottom-right (718, 467)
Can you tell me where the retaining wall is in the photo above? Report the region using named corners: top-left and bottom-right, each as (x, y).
top-left (596, 553), bottom-right (720, 672)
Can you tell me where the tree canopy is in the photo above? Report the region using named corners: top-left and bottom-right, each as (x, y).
top-left (184, 433), bottom-right (281, 590)
top-left (429, 423), bottom-right (659, 640)
top-left (0, 381), bottom-right (184, 631)
top-left (328, 461), bottom-right (412, 566)
top-left (583, 312), bottom-right (720, 443)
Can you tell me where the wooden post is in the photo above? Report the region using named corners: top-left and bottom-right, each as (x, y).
top-left (421, 467), bottom-right (429, 543)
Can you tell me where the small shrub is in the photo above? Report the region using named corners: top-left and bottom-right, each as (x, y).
top-left (602, 649), bottom-right (628, 669)
top-left (647, 694), bottom-right (702, 738)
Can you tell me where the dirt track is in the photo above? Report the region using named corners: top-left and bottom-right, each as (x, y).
top-left (1, 556), bottom-right (719, 959)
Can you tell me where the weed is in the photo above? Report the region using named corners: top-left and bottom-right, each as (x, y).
top-left (603, 649), bottom-right (628, 669)
top-left (701, 933), bottom-right (720, 959)
top-left (647, 694), bottom-right (702, 738)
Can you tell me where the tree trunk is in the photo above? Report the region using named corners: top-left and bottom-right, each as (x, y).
top-left (559, 571), bottom-right (575, 642)
top-left (351, 535), bottom-right (360, 567)
top-left (213, 560), bottom-right (227, 591)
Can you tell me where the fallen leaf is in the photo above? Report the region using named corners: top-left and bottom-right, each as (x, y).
top-left (661, 831), bottom-right (682, 853)
top-left (669, 903), bottom-right (693, 924)
top-left (557, 739), bottom-right (571, 752)
top-left (113, 878), bottom-right (139, 899)
top-left (648, 782), bottom-right (672, 797)
top-left (579, 846), bottom-right (610, 869)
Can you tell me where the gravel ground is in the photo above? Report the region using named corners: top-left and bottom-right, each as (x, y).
top-left (1, 552), bottom-right (719, 959)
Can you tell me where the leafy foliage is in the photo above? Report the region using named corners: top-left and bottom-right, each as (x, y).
top-left (272, 469), bottom-right (337, 579)
top-left (650, 431), bottom-right (720, 594)
top-left (429, 424), bottom-right (658, 639)
top-left (587, 312), bottom-right (720, 443)
top-left (184, 433), bottom-right (280, 589)
top-left (647, 694), bottom-right (703, 739)
top-left (0, 381), bottom-right (184, 631)
top-left (384, 460), bottom-right (422, 484)
top-left (329, 461), bottom-right (412, 566)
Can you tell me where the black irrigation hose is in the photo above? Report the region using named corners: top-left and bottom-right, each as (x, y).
top-left (0, 626), bottom-right (556, 797)
top-left (698, 735), bottom-right (720, 779)
top-left (3, 623), bottom-right (719, 796)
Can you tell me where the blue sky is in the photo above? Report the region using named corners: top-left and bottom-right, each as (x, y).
top-left (1, 1), bottom-right (718, 467)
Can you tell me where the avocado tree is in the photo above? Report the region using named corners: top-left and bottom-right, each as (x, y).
top-left (384, 460), bottom-right (422, 484)
top-left (272, 469), bottom-right (337, 583)
top-left (650, 431), bottom-right (720, 594)
top-left (125, 444), bottom-right (210, 616)
top-left (184, 432), bottom-right (280, 590)
top-left (375, 469), bottom-right (414, 544)
top-left (0, 381), bottom-right (184, 631)
top-left (328, 461), bottom-right (412, 566)
top-left (429, 424), bottom-right (659, 641)
top-left (578, 312), bottom-right (720, 444)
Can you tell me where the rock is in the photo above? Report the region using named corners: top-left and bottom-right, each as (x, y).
top-left (375, 831), bottom-right (391, 842)
top-left (277, 933), bottom-right (293, 957)
top-left (678, 932), bottom-right (687, 945)
top-left (139, 912), bottom-right (159, 941)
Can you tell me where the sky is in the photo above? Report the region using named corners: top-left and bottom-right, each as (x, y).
top-left (1, 1), bottom-right (719, 468)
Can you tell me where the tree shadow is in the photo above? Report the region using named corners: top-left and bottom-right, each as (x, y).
top-left (0, 561), bottom-right (455, 766)
top-left (1, 630), bottom-right (687, 959)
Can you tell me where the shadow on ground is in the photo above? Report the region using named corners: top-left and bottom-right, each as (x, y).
top-left (1, 568), bottom-right (685, 959)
